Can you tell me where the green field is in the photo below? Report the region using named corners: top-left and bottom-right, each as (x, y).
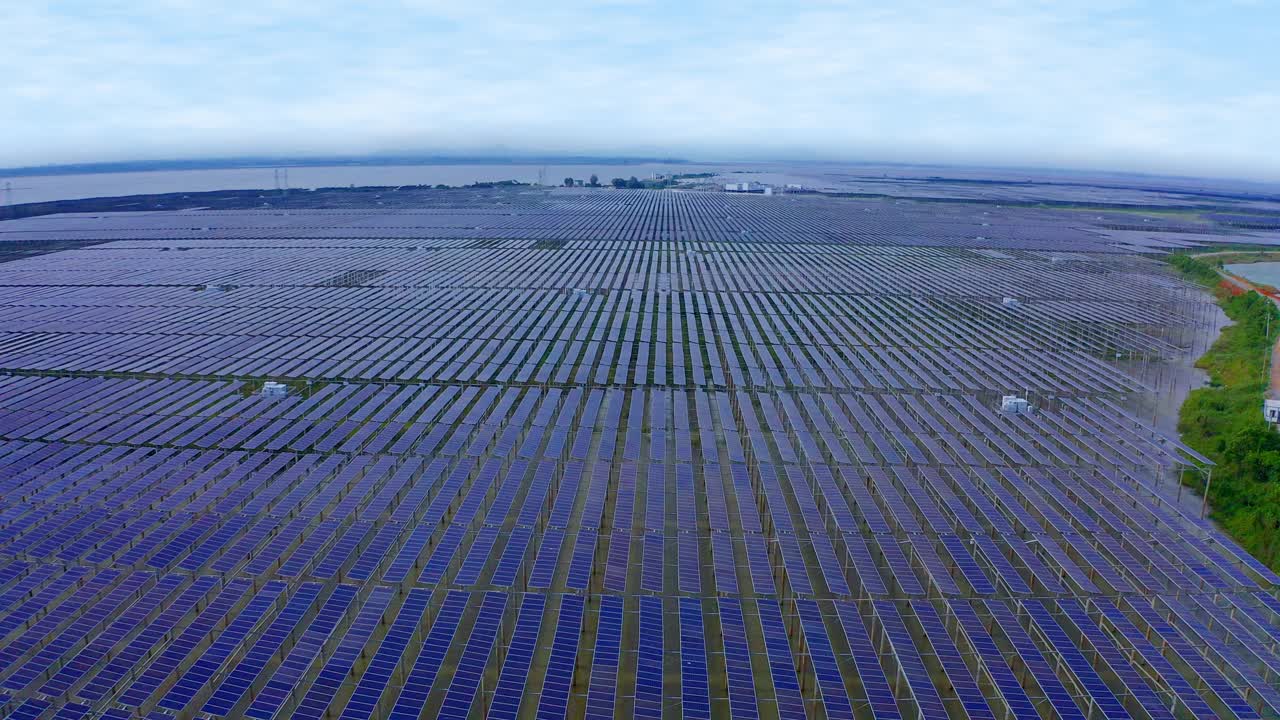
top-left (1172, 253), bottom-right (1280, 568)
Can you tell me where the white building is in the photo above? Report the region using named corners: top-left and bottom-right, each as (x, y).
top-left (725, 181), bottom-right (773, 193)
top-left (1265, 398), bottom-right (1280, 423)
top-left (1001, 395), bottom-right (1032, 414)
top-left (262, 381), bottom-right (289, 397)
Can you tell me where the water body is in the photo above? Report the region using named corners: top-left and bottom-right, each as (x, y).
top-left (1226, 262), bottom-right (1280, 287)
top-left (0, 162), bottom-right (726, 205)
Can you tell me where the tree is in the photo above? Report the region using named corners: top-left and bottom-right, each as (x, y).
top-left (589, 174), bottom-right (599, 187)
top-left (626, 176), bottom-right (643, 189)
top-left (611, 178), bottom-right (627, 189)
top-left (564, 177), bottom-right (575, 187)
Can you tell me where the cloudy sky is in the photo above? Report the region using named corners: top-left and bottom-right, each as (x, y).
top-left (4, 1), bottom-right (1277, 179)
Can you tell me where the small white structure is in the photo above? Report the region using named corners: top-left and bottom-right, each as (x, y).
top-left (261, 381), bottom-right (289, 398)
top-left (1001, 395), bottom-right (1032, 414)
top-left (1265, 398), bottom-right (1280, 424)
top-left (1001, 297), bottom-right (1021, 309)
top-left (725, 181), bottom-right (771, 193)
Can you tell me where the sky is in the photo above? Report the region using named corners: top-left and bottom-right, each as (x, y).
top-left (4, 0), bottom-right (1278, 180)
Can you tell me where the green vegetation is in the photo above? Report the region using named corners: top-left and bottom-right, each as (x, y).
top-left (604, 172), bottom-right (715, 190)
top-left (1172, 255), bottom-right (1280, 568)
top-left (1193, 250), bottom-right (1280, 266)
top-left (1167, 253), bottom-right (1222, 286)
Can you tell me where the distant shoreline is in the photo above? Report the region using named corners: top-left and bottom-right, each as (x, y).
top-left (0, 155), bottom-right (690, 179)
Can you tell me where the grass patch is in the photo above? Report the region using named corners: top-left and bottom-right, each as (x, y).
top-left (1167, 253), bottom-right (1221, 287)
top-left (1196, 250), bottom-right (1280, 266)
top-left (1171, 255), bottom-right (1280, 568)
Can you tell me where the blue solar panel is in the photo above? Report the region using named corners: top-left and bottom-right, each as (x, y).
top-left (202, 587), bottom-right (333, 717)
top-left (584, 596), bottom-right (624, 719)
top-left (293, 586), bottom-right (394, 720)
top-left (873, 600), bottom-right (946, 718)
top-left (339, 588), bottom-right (431, 720)
top-left (716, 598), bottom-right (759, 719)
top-left (37, 573), bottom-right (185, 697)
top-left (633, 596), bottom-right (665, 719)
top-left (536, 594), bottom-right (585, 720)
top-left (1124, 598), bottom-right (1260, 719)
top-left (0, 193), bottom-right (1273, 720)
top-left (911, 600), bottom-right (997, 719)
top-left (1019, 600), bottom-right (1130, 719)
top-left (116, 578), bottom-right (252, 707)
top-left (677, 597), bottom-right (710, 720)
top-left (0, 568), bottom-right (123, 682)
top-left (435, 591), bottom-right (508, 718)
top-left (829, 601), bottom-right (901, 719)
top-left (752, 600), bottom-right (806, 720)
top-left (488, 594), bottom-right (547, 720)
top-left (242, 584), bottom-right (359, 719)
top-left (155, 581), bottom-right (290, 712)
top-left (1090, 599), bottom-right (1218, 720)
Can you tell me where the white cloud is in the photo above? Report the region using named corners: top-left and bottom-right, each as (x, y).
top-left (1, 0), bottom-right (1276, 180)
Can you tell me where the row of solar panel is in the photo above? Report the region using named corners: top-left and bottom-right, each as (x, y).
top-left (0, 272), bottom-right (1183, 357)
top-left (0, 330), bottom-right (1139, 396)
top-left (0, 429), bottom-right (1209, 546)
top-left (0, 426), bottom-right (1238, 555)
top-left (3, 578), bottom-right (1276, 719)
top-left (0, 281), bottom-right (1165, 371)
top-left (0, 454), bottom-right (1268, 609)
top-left (0, 381), bottom-right (1183, 496)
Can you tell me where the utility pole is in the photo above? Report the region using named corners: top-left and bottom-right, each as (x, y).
top-left (1201, 468), bottom-right (1213, 519)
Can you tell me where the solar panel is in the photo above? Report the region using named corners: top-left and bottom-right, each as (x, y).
top-left (716, 598), bottom-right (760, 719)
top-left (37, 573), bottom-right (186, 697)
top-left (0, 192), bottom-right (1273, 720)
top-left (435, 591), bottom-right (504, 712)
top-left (873, 601), bottom-right (946, 718)
top-left (199, 579), bottom-right (327, 712)
top-left (911, 600), bottom-right (997, 719)
top-left (945, 600), bottom-right (1044, 720)
top-left (633, 596), bottom-right (665, 719)
top-left (292, 586), bottom-right (395, 720)
top-left (151, 581), bottom-right (291, 713)
top-left (584, 595), bottom-right (625, 719)
top-left (1019, 600), bottom-right (1131, 719)
top-left (793, 600), bottom-right (855, 720)
top-left (339, 588), bottom-right (432, 720)
top-left (241, 584), bottom-right (359, 719)
top-left (1089, 598), bottom-right (1220, 720)
top-left (536, 594), bottom-right (585, 720)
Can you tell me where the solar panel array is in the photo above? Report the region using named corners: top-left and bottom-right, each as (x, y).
top-left (0, 188), bottom-right (1273, 719)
